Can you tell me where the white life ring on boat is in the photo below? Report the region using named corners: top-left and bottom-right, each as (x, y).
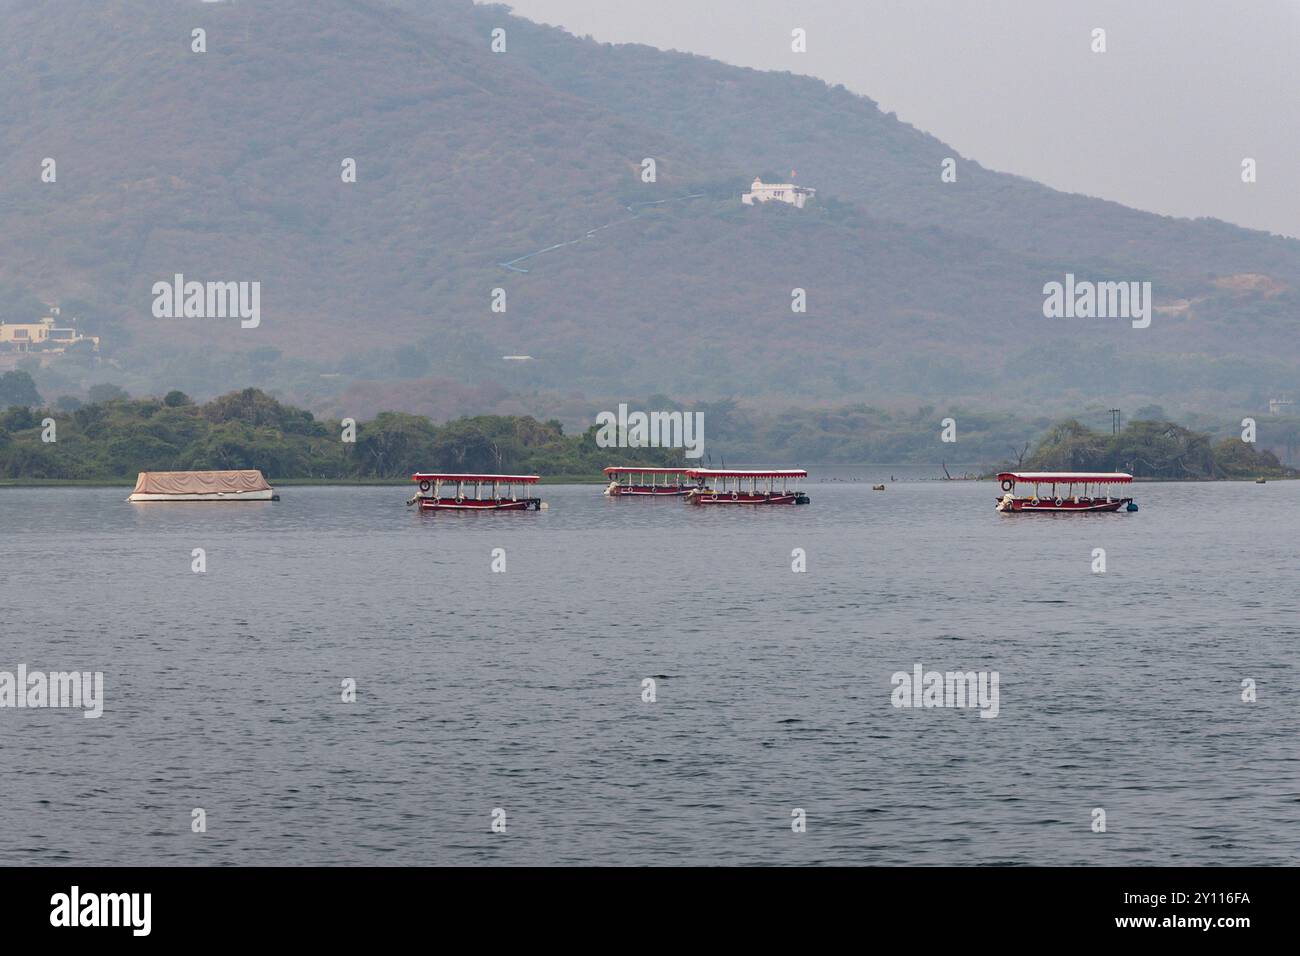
top-left (1029, 496), bottom-right (1039, 506)
top-left (1054, 497), bottom-right (1064, 507)
top-left (1000, 479), bottom-right (1014, 492)
top-left (730, 491), bottom-right (739, 500)
top-left (454, 495), bottom-right (464, 504)
top-left (418, 480), bottom-right (431, 494)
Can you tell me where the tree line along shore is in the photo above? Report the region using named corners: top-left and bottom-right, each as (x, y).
top-left (0, 379), bottom-right (1293, 482)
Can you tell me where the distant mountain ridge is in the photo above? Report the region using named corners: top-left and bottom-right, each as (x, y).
top-left (0, 0), bottom-right (1295, 418)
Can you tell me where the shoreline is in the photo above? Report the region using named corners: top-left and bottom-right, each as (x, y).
top-left (0, 475), bottom-right (614, 488)
top-left (1, 474), bottom-right (1292, 489)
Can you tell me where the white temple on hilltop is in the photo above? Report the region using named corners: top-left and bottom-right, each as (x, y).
top-left (741, 177), bottom-right (816, 209)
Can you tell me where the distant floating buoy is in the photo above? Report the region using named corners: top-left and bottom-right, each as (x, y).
top-left (1126, 502), bottom-right (1139, 512)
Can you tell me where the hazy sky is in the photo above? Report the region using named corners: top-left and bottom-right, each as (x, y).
top-left (504, 0), bottom-right (1300, 239)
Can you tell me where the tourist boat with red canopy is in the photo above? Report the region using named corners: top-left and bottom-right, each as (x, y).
top-left (683, 468), bottom-right (810, 505)
top-left (408, 473), bottom-right (544, 512)
top-left (602, 466), bottom-right (700, 497)
top-left (995, 471), bottom-right (1137, 513)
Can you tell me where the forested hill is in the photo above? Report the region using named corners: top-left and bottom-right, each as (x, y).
top-left (1, 0), bottom-right (1297, 417)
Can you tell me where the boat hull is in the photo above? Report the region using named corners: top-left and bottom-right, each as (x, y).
top-left (996, 497), bottom-right (1129, 513)
top-left (128, 490), bottom-right (276, 502)
top-left (687, 492), bottom-right (808, 505)
top-left (609, 485), bottom-right (692, 496)
top-left (417, 497), bottom-right (541, 512)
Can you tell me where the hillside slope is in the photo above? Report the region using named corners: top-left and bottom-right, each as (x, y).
top-left (0, 0), bottom-right (1295, 416)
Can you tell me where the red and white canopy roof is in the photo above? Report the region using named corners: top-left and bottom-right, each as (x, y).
top-left (685, 468), bottom-right (807, 479)
top-left (603, 466), bottom-right (691, 475)
top-left (411, 473), bottom-right (539, 483)
top-left (997, 471), bottom-right (1132, 484)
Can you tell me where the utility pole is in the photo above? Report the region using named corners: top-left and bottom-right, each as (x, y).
top-left (1109, 408), bottom-right (1122, 473)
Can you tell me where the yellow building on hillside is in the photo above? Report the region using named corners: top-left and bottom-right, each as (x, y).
top-left (0, 308), bottom-right (99, 354)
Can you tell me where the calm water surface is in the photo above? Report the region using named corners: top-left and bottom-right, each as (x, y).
top-left (2, 471), bottom-right (1298, 865)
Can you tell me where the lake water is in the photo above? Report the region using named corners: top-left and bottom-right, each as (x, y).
top-left (2, 473), bottom-right (1297, 865)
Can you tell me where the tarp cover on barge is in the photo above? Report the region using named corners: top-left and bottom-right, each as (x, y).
top-left (130, 470), bottom-right (272, 496)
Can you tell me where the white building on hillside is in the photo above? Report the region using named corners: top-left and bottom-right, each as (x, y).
top-left (741, 177), bottom-right (816, 209)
